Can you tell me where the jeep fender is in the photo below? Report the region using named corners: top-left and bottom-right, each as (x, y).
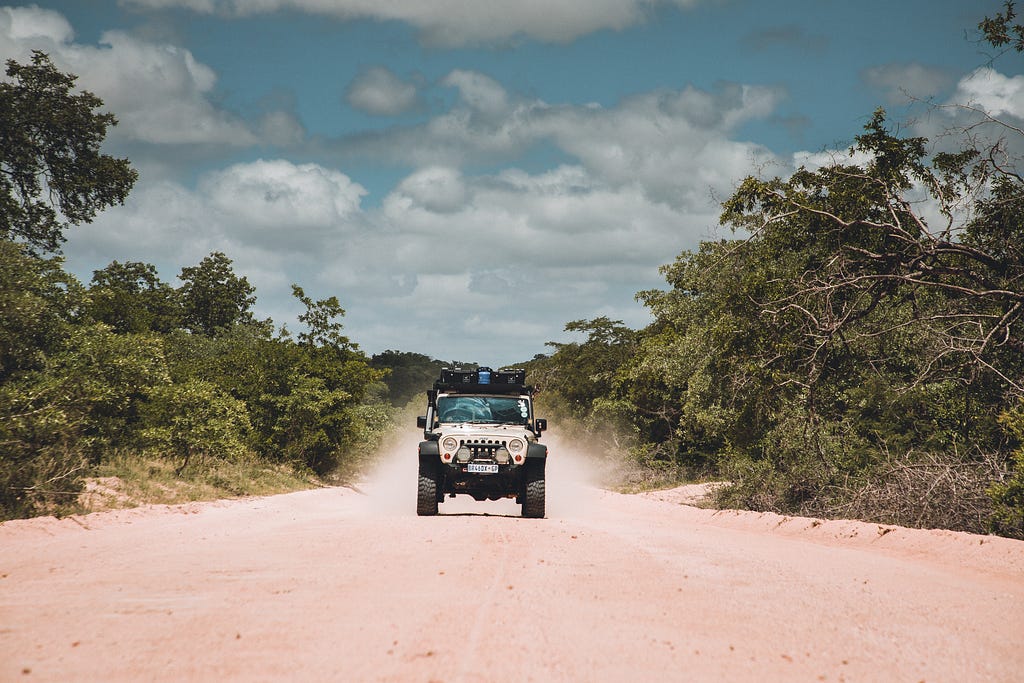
top-left (526, 442), bottom-right (547, 460)
top-left (418, 440), bottom-right (439, 466)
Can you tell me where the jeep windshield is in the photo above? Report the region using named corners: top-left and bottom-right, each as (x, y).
top-left (437, 396), bottom-right (530, 425)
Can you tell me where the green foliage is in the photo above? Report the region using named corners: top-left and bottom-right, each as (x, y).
top-left (88, 260), bottom-right (180, 333)
top-left (540, 316), bottom-right (637, 419)
top-left (178, 252), bottom-right (256, 336)
top-left (370, 351), bottom-right (447, 405)
top-left (46, 325), bottom-right (171, 456)
top-left (0, 324), bottom-right (169, 517)
top-left (980, 1), bottom-right (1024, 53)
top-left (990, 405), bottom-right (1024, 538)
top-left (0, 51), bottom-right (136, 254)
top-left (142, 379), bottom-right (252, 474)
top-left (0, 240), bottom-right (83, 379)
top-left (0, 251), bottom-right (393, 519)
top-left (293, 284), bottom-right (351, 350)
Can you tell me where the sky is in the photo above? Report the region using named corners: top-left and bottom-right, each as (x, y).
top-left (1, 1), bottom-right (1019, 366)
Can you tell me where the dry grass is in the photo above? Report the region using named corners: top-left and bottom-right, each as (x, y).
top-left (78, 453), bottom-right (317, 513)
top-left (813, 449), bottom-right (1008, 534)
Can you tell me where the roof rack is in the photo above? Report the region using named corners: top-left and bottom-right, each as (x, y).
top-left (433, 367), bottom-right (532, 395)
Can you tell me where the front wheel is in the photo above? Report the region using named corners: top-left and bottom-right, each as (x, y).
top-left (417, 460), bottom-right (439, 516)
top-left (521, 460), bottom-right (545, 518)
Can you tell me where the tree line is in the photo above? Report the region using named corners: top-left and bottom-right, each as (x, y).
top-left (525, 7), bottom-right (1024, 538)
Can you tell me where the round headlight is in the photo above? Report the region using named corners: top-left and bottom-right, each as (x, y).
top-left (441, 436), bottom-right (460, 453)
top-left (507, 438), bottom-right (525, 454)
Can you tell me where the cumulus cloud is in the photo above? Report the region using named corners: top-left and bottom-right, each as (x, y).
top-left (951, 67), bottom-right (1024, 119)
top-left (340, 74), bottom-right (783, 209)
top-left (80, 31), bottom-right (256, 146)
top-left (204, 159), bottom-right (366, 235)
top-left (442, 70), bottom-right (510, 117)
top-left (392, 166), bottom-right (467, 213)
top-left (64, 160), bottom-right (365, 264)
top-left (345, 66), bottom-right (419, 116)
top-left (0, 5), bottom-right (294, 148)
top-left (118, 0), bottom-right (703, 46)
top-left (0, 3), bottom-right (73, 43)
top-left (861, 63), bottom-right (952, 105)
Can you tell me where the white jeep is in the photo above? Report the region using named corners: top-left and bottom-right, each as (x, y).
top-left (416, 368), bottom-right (548, 517)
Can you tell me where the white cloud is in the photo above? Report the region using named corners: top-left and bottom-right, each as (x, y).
top-left (1, 4), bottom-right (73, 43)
top-left (81, 31), bottom-right (255, 146)
top-left (118, 0), bottom-right (703, 46)
top-left (345, 66), bottom-right (419, 116)
top-left (0, 6), bottom-right (286, 147)
top-left (343, 75), bottom-right (783, 209)
top-left (203, 159), bottom-right (366, 234)
top-left (442, 70), bottom-right (510, 117)
top-left (392, 166), bottom-right (467, 213)
top-left (952, 67), bottom-right (1024, 119)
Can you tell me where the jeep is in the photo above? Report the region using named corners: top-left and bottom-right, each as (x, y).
top-left (415, 367), bottom-right (548, 517)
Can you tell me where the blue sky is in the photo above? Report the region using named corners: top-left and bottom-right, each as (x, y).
top-left (1, 1), bottom-right (1017, 365)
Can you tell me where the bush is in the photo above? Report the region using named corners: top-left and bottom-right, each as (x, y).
top-left (142, 379), bottom-right (252, 474)
top-left (990, 406), bottom-right (1024, 538)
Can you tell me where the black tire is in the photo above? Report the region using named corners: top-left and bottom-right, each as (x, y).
top-left (521, 460), bottom-right (546, 518)
top-left (417, 460), bottom-right (439, 516)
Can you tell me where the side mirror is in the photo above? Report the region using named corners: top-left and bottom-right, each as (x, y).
top-left (534, 418), bottom-right (547, 434)
top-left (422, 406), bottom-right (436, 438)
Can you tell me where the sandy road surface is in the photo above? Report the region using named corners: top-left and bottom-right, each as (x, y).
top-left (2, 438), bottom-right (1023, 682)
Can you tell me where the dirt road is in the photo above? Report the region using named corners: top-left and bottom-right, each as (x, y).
top-left (3, 438), bottom-right (1023, 682)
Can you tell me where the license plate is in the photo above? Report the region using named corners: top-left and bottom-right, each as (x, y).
top-left (467, 463), bottom-right (499, 474)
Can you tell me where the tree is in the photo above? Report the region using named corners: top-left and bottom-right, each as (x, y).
top-left (718, 110), bottom-right (1024, 402)
top-left (292, 284), bottom-right (352, 351)
top-left (178, 252), bottom-right (256, 336)
top-left (0, 51), bottom-right (137, 254)
top-left (0, 239), bottom-right (84, 380)
top-left (142, 379), bottom-right (251, 474)
top-left (88, 260), bottom-right (180, 334)
top-left (541, 317), bottom-right (637, 419)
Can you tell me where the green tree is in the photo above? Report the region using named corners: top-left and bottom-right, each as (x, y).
top-left (0, 240), bottom-right (84, 379)
top-left (178, 252), bottom-right (256, 336)
top-left (0, 51), bottom-right (136, 254)
top-left (88, 260), bottom-right (180, 333)
top-left (542, 317), bottom-right (638, 419)
top-left (292, 284), bottom-right (352, 350)
top-left (0, 324), bottom-right (170, 519)
top-left (142, 379), bottom-right (252, 474)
